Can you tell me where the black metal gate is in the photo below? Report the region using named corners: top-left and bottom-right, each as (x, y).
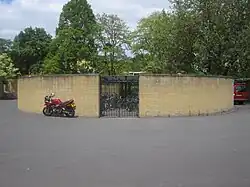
top-left (100, 76), bottom-right (139, 117)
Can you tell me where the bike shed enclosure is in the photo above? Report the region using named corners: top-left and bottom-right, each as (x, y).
top-left (100, 76), bottom-right (139, 118)
top-left (17, 74), bottom-right (234, 118)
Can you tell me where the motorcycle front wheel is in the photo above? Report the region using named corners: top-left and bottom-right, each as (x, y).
top-left (65, 107), bottom-right (75, 118)
top-left (43, 107), bottom-right (53, 116)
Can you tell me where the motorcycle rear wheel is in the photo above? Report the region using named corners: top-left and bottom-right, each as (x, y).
top-left (65, 107), bottom-right (75, 118)
top-left (43, 107), bottom-right (53, 116)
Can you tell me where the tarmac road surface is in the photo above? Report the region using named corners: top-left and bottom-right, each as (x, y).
top-left (0, 100), bottom-right (250, 187)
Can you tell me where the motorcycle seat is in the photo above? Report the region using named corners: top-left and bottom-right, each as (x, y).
top-left (60, 99), bottom-right (74, 106)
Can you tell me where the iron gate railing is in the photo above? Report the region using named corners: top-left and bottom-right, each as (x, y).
top-left (100, 76), bottom-right (139, 117)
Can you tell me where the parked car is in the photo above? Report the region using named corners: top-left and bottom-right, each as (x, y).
top-left (234, 82), bottom-right (249, 104)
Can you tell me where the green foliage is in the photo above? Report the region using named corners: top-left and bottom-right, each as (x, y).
top-left (2, 0), bottom-right (250, 77)
top-left (44, 0), bottom-right (98, 74)
top-left (57, 0), bottom-right (96, 34)
top-left (0, 38), bottom-right (12, 54)
top-left (132, 11), bottom-right (177, 73)
top-left (43, 54), bottom-right (62, 74)
top-left (95, 13), bottom-right (131, 75)
top-left (11, 27), bottom-right (52, 75)
top-left (131, 0), bottom-right (250, 77)
top-left (0, 53), bottom-right (19, 78)
top-left (76, 59), bottom-right (96, 73)
top-left (169, 0), bottom-right (250, 77)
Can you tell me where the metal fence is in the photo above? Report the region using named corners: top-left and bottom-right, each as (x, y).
top-left (100, 76), bottom-right (139, 117)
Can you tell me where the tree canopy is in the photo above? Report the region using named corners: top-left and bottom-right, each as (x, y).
top-left (0, 53), bottom-right (19, 79)
top-left (96, 13), bottom-right (131, 75)
top-left (0, 38), bottom-right (12, 54)
top-left (10, 27), bottom-right (52, 75)
top-left (43, 0), bottom-right (98, 74)
top-left (2, 0), bottom-right (250, 78)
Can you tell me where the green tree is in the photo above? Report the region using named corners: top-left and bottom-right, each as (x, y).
top-left (44, 0), bottom-right (98, 74)
top-left (96, 13), bottom-right (131, 75)
top-left (0, 53), bottom-right (19, 79)
top-left (0, 38), bottom-right (12, 54)
top-left (11, 27), bottom-right (52, 75)
top-left (56, 0), bottom-right (96, 34)
top-left (132, 0), bottom-right (250, 76)
top-left (171, 0), bottom-right (250, 77)
top-left (132, 11), bottom-right (171, 73)
top-left (76, 59), bottom-right (96, 73)
top-left (132, 9), bottom-right (199, 74)
top-left (131, 11), bottom-right (163, 73)
top-left (44, 28), bottom-right (92, 74)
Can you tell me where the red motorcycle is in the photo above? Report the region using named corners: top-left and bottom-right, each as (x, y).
top-left (42, 93), bottom-right (76, 117)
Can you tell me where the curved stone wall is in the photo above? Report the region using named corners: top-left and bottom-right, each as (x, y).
top-left (139, 75), bottom-right (233, 117)
top-left (17, 75), bottom-right (100, 117)
top-left (17, 74), bottom-right (233, 117)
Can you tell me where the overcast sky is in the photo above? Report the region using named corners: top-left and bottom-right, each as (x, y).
top-left (0, 0), bottom-right (171, 39)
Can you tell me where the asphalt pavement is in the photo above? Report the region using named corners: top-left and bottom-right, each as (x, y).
top-left (0, 100), bottom-right (250, 187)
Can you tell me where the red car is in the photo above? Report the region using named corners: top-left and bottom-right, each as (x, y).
top-left (234, 82), bottom-right (249, 104)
